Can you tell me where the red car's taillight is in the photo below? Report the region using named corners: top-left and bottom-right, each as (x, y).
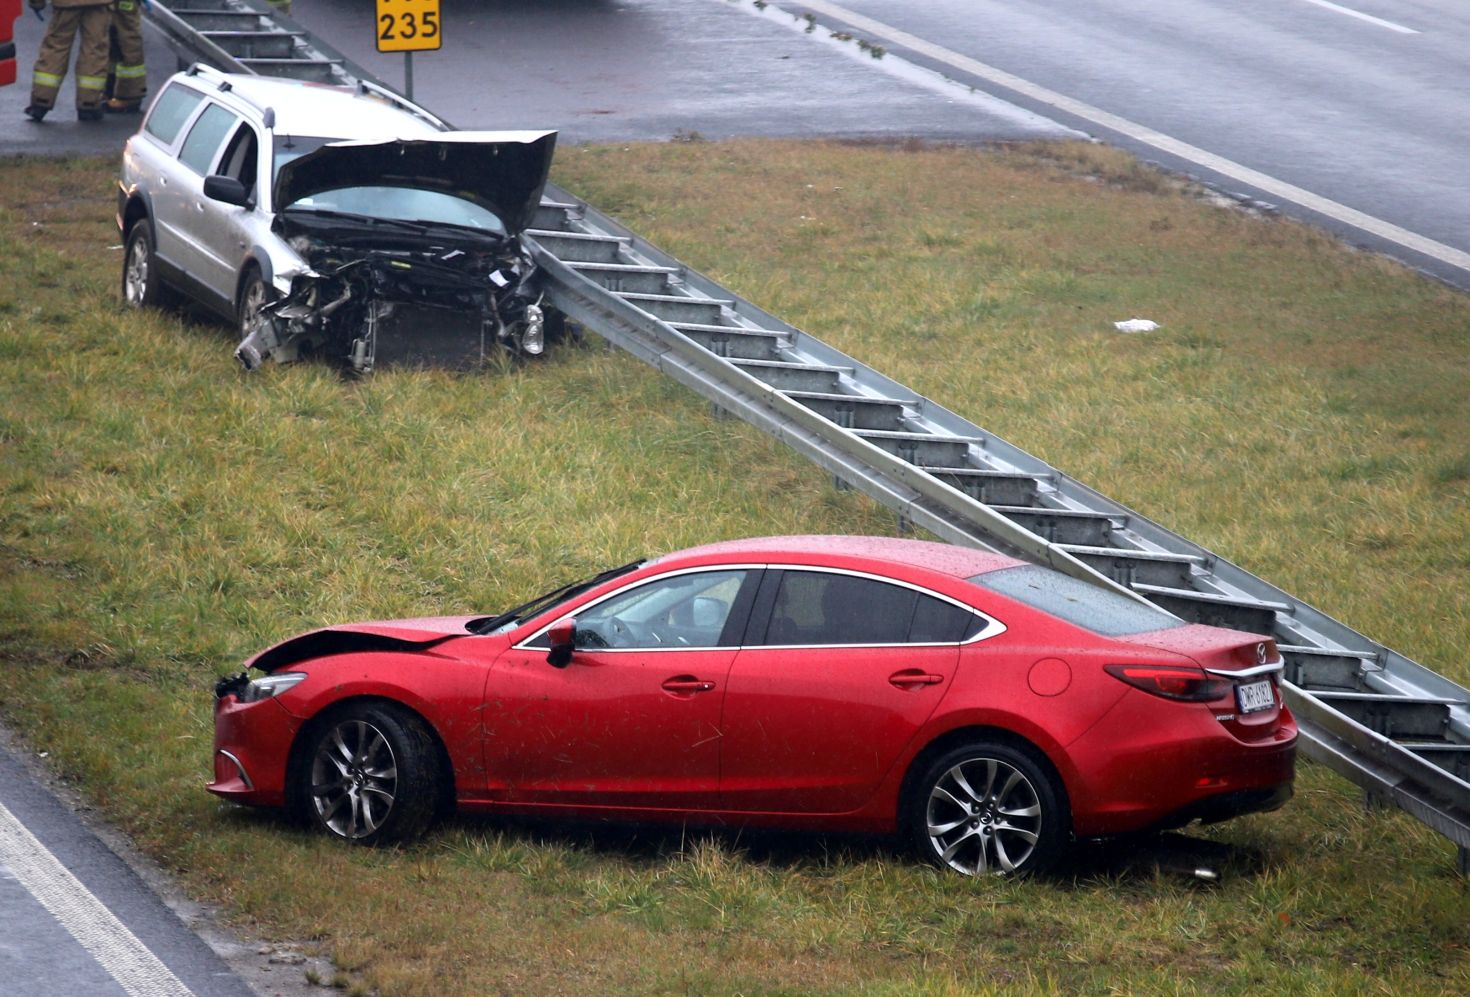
top-left (1104, 664), bottom-right (1231, 702)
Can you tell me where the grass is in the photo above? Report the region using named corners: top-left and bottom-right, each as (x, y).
top-left (2, 142), bottom-right (1469, 994)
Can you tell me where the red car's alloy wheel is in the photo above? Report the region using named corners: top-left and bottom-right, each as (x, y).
top-left (297, 703), bottom-right (441, 845)
top-left (913, 741), bottom-right (1068, 876)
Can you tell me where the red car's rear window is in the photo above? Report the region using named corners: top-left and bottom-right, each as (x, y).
top-left (970, 565), bottom-right (1182, 636)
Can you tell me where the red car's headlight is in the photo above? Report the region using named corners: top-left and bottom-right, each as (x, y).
top-left (235, 671), bottom-right (307, 703)
top-left (1104, 664), bottom-right (1231, 702)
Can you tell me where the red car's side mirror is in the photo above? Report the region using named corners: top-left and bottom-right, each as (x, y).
top-left (546, 618), bottom-right (575, 668)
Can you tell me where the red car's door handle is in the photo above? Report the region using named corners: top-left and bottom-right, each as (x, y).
top-left (661, 676), bottom-right (716, 694)
top-left (889, 669), bottom-right (945, 689)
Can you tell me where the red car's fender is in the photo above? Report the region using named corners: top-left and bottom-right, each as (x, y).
top-left (858, 645), bottom-right (1135, 832)
top-left (271, 650), bottom-right (495, 794)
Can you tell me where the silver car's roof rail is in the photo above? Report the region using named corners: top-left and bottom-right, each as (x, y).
top-left (355, 79), bottom-right (449, 133)
top-left (185, 62), bottom-right (275, 120)
top-left (186, 62), bottom-right (231, 88)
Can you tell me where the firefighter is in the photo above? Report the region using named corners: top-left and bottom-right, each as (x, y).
top-left (104, 0), bottom-right (145, 113)
top-left (24, 0), bottom-right (113, 121)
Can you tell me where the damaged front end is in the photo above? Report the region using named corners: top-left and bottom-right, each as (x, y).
top-left (236, 215), bottom-right (547, 374)
top-left (236, 129), bottom-right (559, 374)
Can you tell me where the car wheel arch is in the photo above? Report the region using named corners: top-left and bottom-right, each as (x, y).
top-left (235, 258), bottom-right (273, 311)
top-left (238, 250), bottom-right (275, 289)
top-left (121, 194), bottom-right (152, 240)
top-left (898, 724), bottom-right (1072, 836)
top-left (285, 694), bottom-right (457, 825)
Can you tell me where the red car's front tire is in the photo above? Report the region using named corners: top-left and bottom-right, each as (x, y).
top-left (291, 702), bottom-right (442, 846)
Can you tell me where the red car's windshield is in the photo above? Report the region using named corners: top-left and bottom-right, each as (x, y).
top-left (468, 560), bottom-right (645, 636)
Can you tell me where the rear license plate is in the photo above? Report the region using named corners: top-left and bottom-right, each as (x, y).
top-left (1236, 679), bottom-right (1275, 714)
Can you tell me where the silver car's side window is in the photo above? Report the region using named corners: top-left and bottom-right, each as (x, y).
top-left (178, 103), bottom-right (240, 177)
top-left (217, 124), bottom-right (261, 201)
top-left (144, 85), bottom-right (205, 147)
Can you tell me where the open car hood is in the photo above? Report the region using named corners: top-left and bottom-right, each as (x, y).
top-left (273, 130), bottom-right (557, 234)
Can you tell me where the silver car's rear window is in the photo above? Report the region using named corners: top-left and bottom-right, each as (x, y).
top-left (970, 565), bottom-right (1181, 636)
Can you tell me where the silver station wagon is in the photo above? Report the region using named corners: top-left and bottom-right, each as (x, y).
top-left (116, 65), bottom-right (558, 372)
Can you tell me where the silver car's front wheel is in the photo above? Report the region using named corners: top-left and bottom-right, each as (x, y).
top-left (295, 703), bottom-right (441, 845)
top-left (236, 265), bottom-right (273, 340)
top-left (909, 742), bottom-right (1068, 876)
top-left (121, 219), bottom-right (168, 308)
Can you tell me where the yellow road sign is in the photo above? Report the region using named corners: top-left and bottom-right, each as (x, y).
top-left (376, 0), bottom-right (441, 53)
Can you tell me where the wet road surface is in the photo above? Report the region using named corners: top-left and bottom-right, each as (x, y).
top-left (285, 0), bottom-right (1073, 141)
top-left (782, 0), bottom-right (1470, 286)
top-left (0, 739), bottom-right (258, 997)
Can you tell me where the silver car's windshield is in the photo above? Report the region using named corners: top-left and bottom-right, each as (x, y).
top-left (273, 136), bottom-right (331, 175)
top-left (290, 186), bottom-right (507, 234)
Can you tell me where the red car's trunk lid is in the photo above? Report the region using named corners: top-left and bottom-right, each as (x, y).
top-left (1115, 624), bottom-right (1278, 674)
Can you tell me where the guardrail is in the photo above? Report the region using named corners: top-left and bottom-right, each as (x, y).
top-left (148, 0), bottom-right (359, 83)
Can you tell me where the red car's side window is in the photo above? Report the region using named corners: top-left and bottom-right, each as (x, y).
top-left (538, 568), bottom-right (755, 651)
top-left (753, 570), bottom-right (983, 647)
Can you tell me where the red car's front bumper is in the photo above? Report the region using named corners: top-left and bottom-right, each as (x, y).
top-left (206, 694), bottom-right (301, 808)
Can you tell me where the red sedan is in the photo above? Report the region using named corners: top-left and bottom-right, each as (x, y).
top-left (210, 535), bottom-right (1297, 875)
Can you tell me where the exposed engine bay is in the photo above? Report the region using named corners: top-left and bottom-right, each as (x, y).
top-left (236, 211), bottom-right (547, 374)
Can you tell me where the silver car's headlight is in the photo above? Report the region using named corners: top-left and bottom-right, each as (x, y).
top-left (237, 672), bottom-right (307, 703)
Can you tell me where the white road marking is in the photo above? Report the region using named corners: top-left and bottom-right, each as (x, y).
top-left (0, 802), bottom-right (194, 997)
top-left (1300, 0), bottom-right (1419, 34)
top-left (781, 0), bottom-right (1470, 274)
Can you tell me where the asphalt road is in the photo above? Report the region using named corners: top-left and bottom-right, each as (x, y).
top-left (787, 0), bottom-right (1470, 286)
top-left (284, 0), bottom-right (1073, 142)
top-left (0, 739), bottom-right (260, 997)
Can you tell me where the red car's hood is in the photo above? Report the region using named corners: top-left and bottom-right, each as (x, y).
top-left (1115, 624), bottom-right (1277, 672)
top-left (246, 615), bottom-right (486, 673)
top-left (329, 615), bottom-right (486, 641)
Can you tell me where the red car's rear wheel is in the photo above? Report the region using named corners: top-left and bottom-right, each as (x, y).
top-left (909, 741), bottom-right (1069, 876)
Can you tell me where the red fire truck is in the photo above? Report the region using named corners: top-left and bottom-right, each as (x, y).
top-left (1, 0), bottom-right (22, 87)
